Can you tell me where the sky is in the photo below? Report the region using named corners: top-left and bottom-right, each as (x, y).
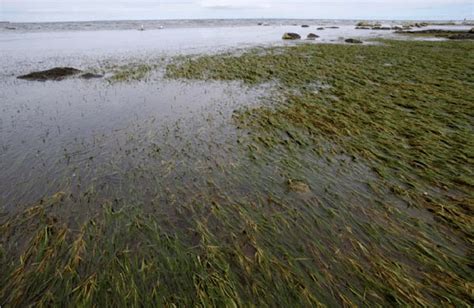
top-left (1, 0), bottom-right (473, 22)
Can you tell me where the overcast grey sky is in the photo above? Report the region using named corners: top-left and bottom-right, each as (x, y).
top-left (1, 0), bottom-right (473, 22)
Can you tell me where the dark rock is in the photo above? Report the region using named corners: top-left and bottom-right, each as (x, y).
top-left (306, 33), bottom-right (319, 40)
top-left (372, 26), bottom-right (391, 30)
top-left (18, 67), bottom-right (82, 81)
top-left (356, 26), bottom-right (371, 30)
top-left (391, 26), bottom-right (403, 30)
top-left (257, 22), bottom-right (263, 26)
top-left (356, 22), bottom-right (381, 27)
top-left (409, 29), bottom-right (446, 34)
top-left (326, 26), bottom-right (339, 29)
top-left (5, 26), bottom-right (16, 30)
top-left (411, 29), bottom-right (453, 34)
top-left (317, 27), bottom-right (325, 30)
top-left (404, 22), bottom-right (429, 28)
top-left (301, 25), bottom-right (310, 28)
top-left (80, 73), bottom-right (104, 79)
top-left (448, 33), bottom-right (474, 40)
top-left (282, 32), bottom-right (301, 40)
top-left (395, 28), bottom-right (474, 40)
top-left (415, 22), bottom-right (429, 27)
top-left (345, 38), bottom-right (363, 44)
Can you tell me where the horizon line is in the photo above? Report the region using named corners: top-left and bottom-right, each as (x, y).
top-left (2, 17), bottom-right (471, 24)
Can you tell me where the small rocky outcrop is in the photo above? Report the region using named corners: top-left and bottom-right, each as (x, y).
top-left (326, 26), bottom-right (339, 29)
top-left (356, 26), bottom-right (370, 30)
top-left (18, 67), bottom-right (82, 81)
top-left (402, 29), bottom-right (455, 34)
top-left (403, 22), bottom-right (428, 28)
top-left (356, 21), bottom-right (381, 27)
top-left (317, 27), bottom-right (324, 30)
top-left (306, 33), bottom-right (319, 40)
top-left (282, 32), bottom-right (301, 40)
top-left (414, 22), bottom-right (429, 28)
top-left (345, 38), bottom-right (363, 44)
top-left (448, 33), bottom-right (474, 40)
top-left (396, 29), bottom-right (474, 40)
top-left (301, 25), bottom-right (310, 28)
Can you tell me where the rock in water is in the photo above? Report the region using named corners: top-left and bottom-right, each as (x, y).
top-left (448, 33), bottom-right (474, 40)
top-left (282, 32), bottom-right (301, 40)
top-left (18, 67), bottom-right (82, 81)
top-left (80, 73), bottom-right (104, 79)
top-left (356, 21), bottom-right (381, 27)
top-left (306, 33), bottom-right (319, 40)
top-left (317, 27), bottom-right (325, 30)
top-left (301, 25), bottom-right (310, 28)
top-left (345, 38), bottom-right (363, 44)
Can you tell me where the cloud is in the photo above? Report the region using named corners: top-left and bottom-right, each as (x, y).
top-left (2, 0), bottom-right (472, 21)
top-left (199, 0), bottom-right (473, 9)
top-left (199, 0), bottom-right (271, 9)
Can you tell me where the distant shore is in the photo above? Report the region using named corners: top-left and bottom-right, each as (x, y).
top-left (1, 18), bottom-right (473, 33)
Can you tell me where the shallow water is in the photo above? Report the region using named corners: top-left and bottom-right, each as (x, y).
top-left (1, 21), bottom-right (471, 306)
top-left (1, 22), bottom-right (469, 76)
top-left (0, 21), bottom-right (470, 211)
top-left (2, 25), bottom-right (390, 74)
top-left (0, 75), bottom-right (271, 208)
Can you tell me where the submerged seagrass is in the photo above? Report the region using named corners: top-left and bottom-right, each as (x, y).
top-left (167, 40), bottom-right (474, 234)
top-left (1, 39), bottom-right (473, 306)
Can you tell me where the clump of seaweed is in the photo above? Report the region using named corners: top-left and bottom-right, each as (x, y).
top-left (110, 64), bottom-right (153, 82)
